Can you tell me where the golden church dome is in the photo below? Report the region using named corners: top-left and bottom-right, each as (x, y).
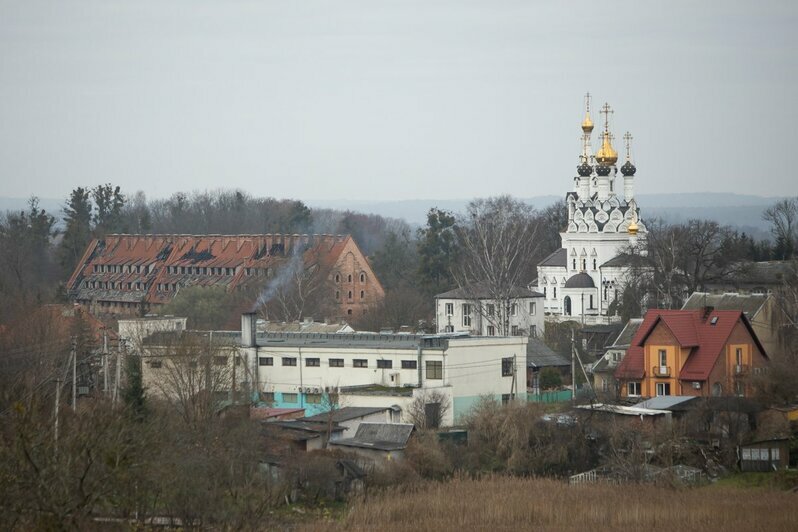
top-left (627, 220), bottom-right (639, 236)
top-left (581, 112), bottom-right (594, 133)
top-left (595, 133), bottom-right (618, 166)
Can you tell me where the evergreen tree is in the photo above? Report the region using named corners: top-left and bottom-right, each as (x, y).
top-left (92, 183), bottom-right (126, 235)
top-left (59, 187), bottom-right (93, 275)
top-left (417, 208), bottom-right (459, 297)
top-left (122, 353), bottom-right (147, 420)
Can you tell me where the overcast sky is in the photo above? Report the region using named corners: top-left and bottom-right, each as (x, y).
top-left (1, 0), bottom-right (796, 203)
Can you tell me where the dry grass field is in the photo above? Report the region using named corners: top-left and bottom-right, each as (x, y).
top-left (306, 475), bottom-right (798, 532)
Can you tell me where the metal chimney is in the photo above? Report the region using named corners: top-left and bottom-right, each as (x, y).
top-left (241, 312), bottom-right (257, 347)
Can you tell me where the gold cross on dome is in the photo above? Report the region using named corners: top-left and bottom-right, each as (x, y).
top-left (623, 132), bottom-right (633, 160)
top-left (600, 102), bottom-right (613, 131)
top-left (585, 92), bottom-right (591, 113)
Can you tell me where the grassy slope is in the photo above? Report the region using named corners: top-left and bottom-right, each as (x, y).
top-left (305, 476), bottom-right (798, 532)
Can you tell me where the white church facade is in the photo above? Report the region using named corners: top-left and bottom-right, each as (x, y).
top-left (533, 95), bottom-right (647, 324)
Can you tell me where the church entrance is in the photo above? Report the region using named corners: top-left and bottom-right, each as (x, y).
top-left (564, 296), bottom-right (572, 316)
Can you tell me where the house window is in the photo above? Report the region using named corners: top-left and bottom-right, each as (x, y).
top-left (445, 303), bottom-right (454, 316)
top-left (282, 357), bottom-right (297, 366)
top-left (511, 303), bottom-right (517, 316)
top-left (306, 358), bottom-right (320, 367)
top-left (486, 303), bottom-right (495, 316)
top-left (261, 392), bottom-right (275, 403)
top-left (529, 302), bottom-right (536, 315)
top-left (329, 358), bottom-right (344, 367)
top-left (306, 393), bottom-right (322, 404)
top-left (213, 356), bottom-right (227, 366)
top-left (353, 359), bottom-right (368, 368)
top-left (258, 357), bottom-right (273, 366)
top-left (627, 382), bottom-right (641, 396)
top-left (735, 381), bottom-right (744, 397)
top-left (501, 394), bottom-right (512, 405)
top-left (511, 325), bottom-right (519, 336)
top-left (656, 382), bottom-right (671, 396)
top-left (501, 357), bottom-right (513, 377)
top-left (401, 360), bottom-right (417, 369)
top-left (487, 325), bottom-right (495, 336)
top-left (530, 325), bottom-right (537, 337)
top-left (377, 359), bottom-right (392, 369)
top-left (282, 393), bottom-right (298, 403)
top-left (735, 347), bottom-right (743, 366)
top-left (462, 304), bottom-right (471, 327)
top-left (426, 360), bottom-right (443, 380)
top-left (659, 349), bottom-right (667, 368)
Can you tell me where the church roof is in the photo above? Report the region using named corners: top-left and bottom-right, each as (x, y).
top-left (436, 282), bottom-right (543, 300)
top-left (539, 248), bottom-right (567, 268)
top-left (600, 253), bottom-right (649, 268)
top-left (564, 272), bottom-right (595, 288)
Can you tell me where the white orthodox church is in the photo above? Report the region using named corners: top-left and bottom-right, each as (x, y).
top-left (533, 95), bottom-right (646, 323)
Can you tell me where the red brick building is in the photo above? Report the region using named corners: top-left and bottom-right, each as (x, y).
top-left (615, 308), bottom-right (768, 399)
top-left (67, 234), bottom-right (384, 320)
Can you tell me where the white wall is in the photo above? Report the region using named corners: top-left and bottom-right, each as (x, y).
top-left (435, 297), bottom-right (543, 338)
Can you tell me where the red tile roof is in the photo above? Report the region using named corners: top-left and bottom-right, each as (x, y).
top-left (614, 308), bottom-right (767, 381)
top-left (66, 233), bottom-right (381, 307)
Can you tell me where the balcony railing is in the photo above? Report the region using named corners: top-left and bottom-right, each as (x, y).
top-left (652, 365), bottom-right (671, 377)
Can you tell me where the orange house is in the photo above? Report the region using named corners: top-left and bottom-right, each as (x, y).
top-left (615, 309), bottom-right (768, 399)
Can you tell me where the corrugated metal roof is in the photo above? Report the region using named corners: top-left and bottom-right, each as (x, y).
top-left (332, 422), bottom-right (415, 451)
top-left (682, 292), bottom-right (767, 317)
top-left (302, 406), bottom-right (391, 423)
top-left (636, 396), bottom-right (699, 410)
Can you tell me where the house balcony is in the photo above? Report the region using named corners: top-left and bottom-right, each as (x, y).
top-left (652, 366), bottom-right (671, 378)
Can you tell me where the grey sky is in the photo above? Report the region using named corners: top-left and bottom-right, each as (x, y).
top-left (1, 0), bottom-right (796, 202)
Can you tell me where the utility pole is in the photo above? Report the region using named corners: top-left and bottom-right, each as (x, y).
top-left (510, 354), bottom-right (517, 401)
top-left (71, 337), bottom-right (77, 410)
top-left (571, 330), bottom-right (576, 401)
top-left (113, 339), bottom-right (123, 406)
top-left (53, 377), bottom-right (61, 453)
top-left (103, 330), bottom-right (108, 395)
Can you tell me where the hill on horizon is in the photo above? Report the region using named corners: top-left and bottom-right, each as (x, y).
top-left (1, 192), bottom-right (785, 240)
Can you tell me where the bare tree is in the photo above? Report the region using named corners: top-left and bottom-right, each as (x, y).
top-left (763, 197), bottom-right (798, 259)
top-left (406, 389), bottom-right (450, 429)
top-left (453, 196), bottom-right (541, 335)
top-left (142, 332), bottom-right (235, 426)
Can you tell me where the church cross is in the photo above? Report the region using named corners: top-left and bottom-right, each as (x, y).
top-left (600, 102), bottom-right (613, 131)
top-left (623, 132), bottom-right (633, 160)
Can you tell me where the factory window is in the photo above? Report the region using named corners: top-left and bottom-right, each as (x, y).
top-left (306, 358), bottom-right (320, 367)
top-left (426, 361), bottom-right (443, 380)
top-left (348, 274), bottom-right (352, 282)
top-left (282, 357), bottom-right (297, 366)
top-left (258, 357), bottom-right (273, 366)
top-left (502, 357), bottom-right (514, 376)
top-left (335, 290), bottom-right (340, 300)
top-left (329, 358), bottom-right (344, 367)
top-left (282, 393), bottom-right (298, 403)
top-left (360, 290), bottom-right (365, 299)
top-left (353, 359), bottom-right (368, 368)
top-left (261, 392), bottom-right (275, 403)
top-left (335, 273), bottom-right (340, 282)
top-left (306, 393), bottom-right (322, 404)
top-left (348, 290), bottom-right (353, 300)
top-left (401, 360), bottom-right (417, 369)
top-left (377, 360), bottom-right (392, 369)
top-left (360, 272), bottom-right (366, 282)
